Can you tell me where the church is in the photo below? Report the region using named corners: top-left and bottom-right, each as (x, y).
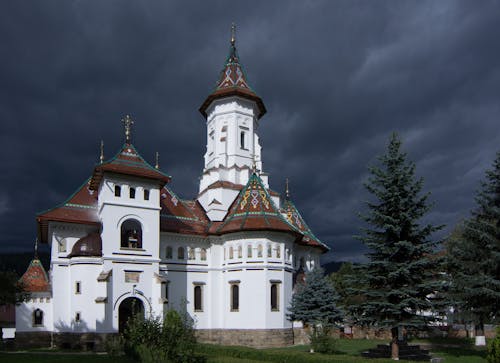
top-left (15, 29), bottom-right (328, 349)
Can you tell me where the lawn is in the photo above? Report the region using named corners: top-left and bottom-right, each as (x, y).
top-left (0, 338), bottom-right (488, 363)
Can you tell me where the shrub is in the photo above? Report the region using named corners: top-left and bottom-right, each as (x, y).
top-left (309, 326), bottom-right (336, 354)
top-left (487, 326), bottom-right (500, 363)
top-left (122, 309), bottom-right (204, 363)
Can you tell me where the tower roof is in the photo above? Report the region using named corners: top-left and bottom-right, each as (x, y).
top-left (282, 196), bottom-right (329, 252)
top-left (37, 177), bottom-right (100, 243)
top-left (214, 172), bottom-right (298, 235)
top-left (199, 26), bottom-right (266, 119)
top-left (20, 258), bottom-right (50, 293)
top-left (89, 143), bottom-right (171, 190)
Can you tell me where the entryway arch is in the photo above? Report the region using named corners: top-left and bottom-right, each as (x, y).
top-left (118, 296), bottom-right (144, 333)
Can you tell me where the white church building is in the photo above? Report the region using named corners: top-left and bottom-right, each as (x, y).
top-left (15, 30), bottom-right (328, 349)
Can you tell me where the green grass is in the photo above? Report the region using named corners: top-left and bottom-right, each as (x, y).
top-left (0, 338), bottom-right (488, 363)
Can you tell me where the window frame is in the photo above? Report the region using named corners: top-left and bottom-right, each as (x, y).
top-left (230, 281), bottom-right (240, 312)
top-left (193, 284), bottom-right (203, 312)
top-left (75, 281), bottom-right (81, 295)
top-left (33, 308), bottom-right (44, 326)
top-left (270, 281), bottom-right (281, 312)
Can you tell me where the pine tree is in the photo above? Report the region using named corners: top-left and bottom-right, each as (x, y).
top-left (447, 152), bottom-right (500, 342)
top-left (287, 267), bottom-right (343, 352)
top-left (349, 133), bottom-right (444, 359)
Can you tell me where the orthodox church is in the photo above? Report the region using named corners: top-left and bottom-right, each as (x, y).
top-left (15, 29), bottom-right (328, 349)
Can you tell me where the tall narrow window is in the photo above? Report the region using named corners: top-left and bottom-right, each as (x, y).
top-left (230, 284), bottom-right (239, 311)
top-left (238, 245), bottom-right (242, 258)
top-left (257, 244), bottom-right (263, 258)
top-left (129, 187), bottom-right (136, 199)
top-left (33, 309), bottom-right (43, 326)
top-left (194, 285), bottom-right (203, 311)
top-left (144, 189), bottom-right (150, 200)
top-left (188, 247), bottom-right (195, 260)
top-left (178, 247), bottom-right (185, 260)
top-left (267, 244), bottom-right (272, 258)
top-left (240, 131), bottom-right (246, 149)
top-left (75, 312), bottom-right (81, 322)
top-left (247, 245), bottom-right (252, 258)
top-left (200, 248), bottom-right (207, 261)
top-left (115, 185), bottom-right (121, 197)
top-left (75, 281), bottom-right (81, 294)
top-left (166, 246), bottom-right (173, 259)
top-left (276, 245), bottom-right (281, 259)
top-left (229, 246), bottom-right (234, 259)
top-left (271, 283), bottom-right (279, 311)
top-left (161, 281), bottom-right (169, 303)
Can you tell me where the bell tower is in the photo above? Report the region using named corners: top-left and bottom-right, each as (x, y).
top-left (198, 25), bottom-right (269, 221)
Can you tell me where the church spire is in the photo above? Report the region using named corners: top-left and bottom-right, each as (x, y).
top-left (122, 115), bottom-right (134, 144)
top-left (199, 25), bottom-right (266, 119)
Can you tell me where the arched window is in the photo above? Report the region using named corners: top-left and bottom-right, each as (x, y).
top-left (231, 284), bottom-right (239, 311)
top-left (120, 219), bottom-right (142, 249)
top-left (200, 248), bottom-right (207, 261)
top-left (178, 247), bottom-right (185, 260)
top-left (267, 244), bottom-right (272, 258)
top-left (166, 246), bottom-right (173, 259)
top-left (194, 285), bottom-right (203, 311)
top-left (115, 185), bottom-right (121, 197)
top-left (238, 245), bottom-right (242, 258)
top-left (33, 309), bottom-right (43, 326)
top-left (276, 245), bottom-right (281, 259)
top-left (257, 244), bottom-right (263, 258)
top-left (144, 189), bottom-right (150, 200)
top-left (129, 187), bottom-right (136, 199)
top-left (188, 247), bottom-right (195, 260)
top-left (229, 246), bottom-right (234, 259)
top-left (247, 244), bottom-right (252, 258)
top-left (240, 131), bottom-right (245, 149)
top-left (285, 249), bottom-right (289, 261)
top-left (271, 283), bottom-right (279, 311)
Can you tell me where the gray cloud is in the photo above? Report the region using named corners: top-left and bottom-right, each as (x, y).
top-left (1, 1), bottom-right (500, 264)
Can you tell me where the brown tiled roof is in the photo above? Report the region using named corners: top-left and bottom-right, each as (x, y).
top-left (69, 232), bottom-right (102, 258)
top-left (199, 40), bottom-right (266, 119)
top-left (214, 173), bottom-right (299, 236)
top-left (20, 258), bottom-right (50, 292)
top-left (37, 178), bottom-right (100, 243)
top-left (89, 143), bottom-right (171, 190)
top-left (160, 187), bottom-right (209, 236)
top-left (282, 198), bottom-right (329, 252)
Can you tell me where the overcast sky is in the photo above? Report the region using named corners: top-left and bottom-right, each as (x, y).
top-left (1, 1), bottom-right (500, 263)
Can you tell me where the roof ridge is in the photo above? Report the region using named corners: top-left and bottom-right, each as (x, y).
top-left (36, 176), bottom-right (93, 216)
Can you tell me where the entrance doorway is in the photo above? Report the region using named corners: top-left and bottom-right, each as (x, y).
top-left (118, 297), bottom-right (144, 333)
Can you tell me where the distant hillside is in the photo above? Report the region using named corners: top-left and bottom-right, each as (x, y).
top-left (322, 260), bottom-right (344, 274)
top-left (0, 252), bottom-right (50, 276)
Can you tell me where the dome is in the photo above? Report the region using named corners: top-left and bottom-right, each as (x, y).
top-left (69, 232), bottom-right (102, 258)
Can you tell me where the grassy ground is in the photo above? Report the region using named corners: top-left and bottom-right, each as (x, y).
top-left (0, 338), bottom-right (488, 363)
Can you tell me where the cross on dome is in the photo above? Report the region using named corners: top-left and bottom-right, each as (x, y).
top-left (122, 115), bottom-right (134, 144)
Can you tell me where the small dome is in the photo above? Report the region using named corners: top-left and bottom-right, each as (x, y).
top-left (69, 232), bottom-right (102, 258)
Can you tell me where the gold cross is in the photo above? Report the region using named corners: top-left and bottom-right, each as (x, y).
top-left (122, 115), bottom-right (134, 144)
top-left (231, 23), bottom-right (236, 46)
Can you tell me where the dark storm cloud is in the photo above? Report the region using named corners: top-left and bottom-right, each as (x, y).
top-left (1, 1), bottom-right (500, 263)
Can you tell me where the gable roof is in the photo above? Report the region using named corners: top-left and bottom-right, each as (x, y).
top-left (213, 173), bottom-right (298, 236)
top-left (89, 143), bottom-right (171, 190)
top-left (37, 178), bottom-right (100, 243)
top-left (20, 258), bottom-right (50, 292)
top-left (160, 187), bottom-right (209, 236)
top-left (282, 198), bottom-right (329, 252)
top-left (199, 38), bottom-right (266, 119)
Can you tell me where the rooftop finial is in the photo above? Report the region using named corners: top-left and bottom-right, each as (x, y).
top-left (122, 115), bottom-right (134, 144)
top-left (285, 178), bottom-right (290, 199)
top-left (34, 238), bottom-right (39, 259)
top-left (155, 151), bottom-right (159, 169)
top-left (230, 22), bottom-right (236, 47)
top-left (100, 140), bottom-right (104, 164)
top-left (252, 154), bottom-right (257, 174)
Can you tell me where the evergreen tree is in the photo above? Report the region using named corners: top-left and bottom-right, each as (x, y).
top-left (288, 267), bottom-right (343, 351)
top-left (447, 152), bottom-right (500, 340)
top-left (349, 133), bottom-right (444, 359)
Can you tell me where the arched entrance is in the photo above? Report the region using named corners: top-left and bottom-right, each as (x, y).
top-left (118, 297), bottom-right (144, 333)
